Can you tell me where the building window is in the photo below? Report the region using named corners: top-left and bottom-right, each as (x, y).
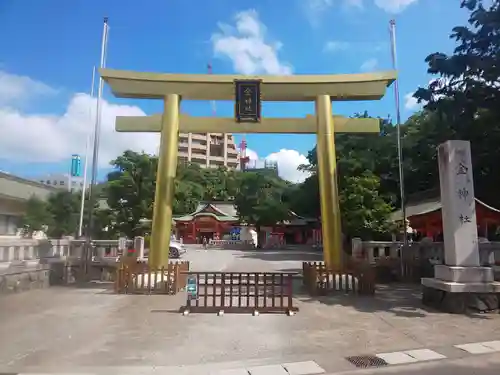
top-left (46, 180), bottom-right (51, 184)
top-left (60, 181), bottom-right (65, 186)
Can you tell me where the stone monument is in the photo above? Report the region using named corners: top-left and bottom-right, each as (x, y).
top-left (422, 140), bottom-right (500, 313)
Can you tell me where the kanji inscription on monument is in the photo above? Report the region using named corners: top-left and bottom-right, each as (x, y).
top-left (438, 140), bottom-right (479, 266)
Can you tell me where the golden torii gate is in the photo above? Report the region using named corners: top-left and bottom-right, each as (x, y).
top-left (100, 69), bottom-right (396, 269)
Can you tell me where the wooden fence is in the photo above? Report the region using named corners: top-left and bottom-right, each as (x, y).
top-left (115, 261), bottom-right (189, 294)
top-left (303, 261), bottom-right (376, 296)
top-left (181, 272), bottom-right (299, 315)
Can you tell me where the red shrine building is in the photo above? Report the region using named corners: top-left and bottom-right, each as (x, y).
top-left (173, 201), bottom-right (321, 245)
top-left (391, 190), bottom-right (500, 240)
top-left (173, 201), bottom-right (239, 244)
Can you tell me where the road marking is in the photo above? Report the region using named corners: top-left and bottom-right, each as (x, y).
top-left (376, 351), bottom-right (419, 365)
top-left (404, 349), bottom-right (447, 361)
top-left (248, 364), bottom-right (288, 375)
top-left (481, 340), bottom-right (500, 351)
top-left (282, 360), bottom-right (326, 375)
top-left (212, 368), bottom-right (251, 375)
top-left (455, 342), bottom-right (497, 354)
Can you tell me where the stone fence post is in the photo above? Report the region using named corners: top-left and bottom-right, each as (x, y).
top-left (351, 237), bottom-right (363, 260)
top-left (134, 236), bottom-right (145, 259)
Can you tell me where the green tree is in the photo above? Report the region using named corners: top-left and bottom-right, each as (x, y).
top-left (21, 196), bottom-right (53, 236)
top-left (339, 172), bottom-right (394, 239)
top-left (414, 0), bottom-right (500, 118)
top-left (104, 151), bottom-right (241, 238)
top-left (411, 0), bottom-right (500, 207)
top-left (46, 191), bottom-right (80, 238)
top-left (291, 112), bottom-right (395, 239)
top-left (173, 179), bottom-right (204, 215)
top-left (106, 151), bottom-right (158, 238)
top-left (233, 172), bottom-right (290, 246)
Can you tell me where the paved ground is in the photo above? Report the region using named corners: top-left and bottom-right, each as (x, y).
top-left (1, 247), bottom-right (500, 374)
top-left (337, 352), bottom-right (500, 375)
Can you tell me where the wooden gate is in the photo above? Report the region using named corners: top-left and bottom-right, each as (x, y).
top-left (181, 272), bottom-right (298, 314)
top-left (115, 261), bottom-right (189, 294)
top-left (303, 261), bottom-right (376, 296)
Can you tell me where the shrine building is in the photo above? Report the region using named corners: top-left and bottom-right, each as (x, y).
top-left (173, 201), bottom-right (239, 244)
top-left (391, 189), bottom-right (500, 240)
top-left (173, 200), bottom-right (321, 245)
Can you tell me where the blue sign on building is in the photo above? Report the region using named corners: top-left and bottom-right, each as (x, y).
top-left (71, 154), bottom-right (82, 177)
top-left (230, 227), bottom-right (241, 240)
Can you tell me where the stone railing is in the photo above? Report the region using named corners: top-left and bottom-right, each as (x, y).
top-left (351, 239), bottom-right (500, 266)
top-left (0, 237), bottom-right (144, 265)
top-left (0, 237), bottom-right (144, 295)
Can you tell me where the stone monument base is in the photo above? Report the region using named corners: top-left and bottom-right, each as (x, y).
top-left (422, 265), bottom-right (500, 314)
top-left (422, 276), bottom-right (500, 314)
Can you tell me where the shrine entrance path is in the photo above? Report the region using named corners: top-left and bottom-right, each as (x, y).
top-left (1, 247), bottom-right (499, 374)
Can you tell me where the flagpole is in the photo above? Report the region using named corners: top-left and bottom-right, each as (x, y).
top-left (78, 66), bottom-right (96, 238)
top-left (389, 19), bottom-right (408, 246)
top-left (83, 17), bottom-right (109, 275)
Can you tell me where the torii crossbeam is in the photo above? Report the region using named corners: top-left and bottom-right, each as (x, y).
top-left (101, 69), bottom-right (396, 269)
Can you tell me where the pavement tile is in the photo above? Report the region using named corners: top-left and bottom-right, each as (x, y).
top-left (211, 368), bottom-right (250, 375)
top-left (454, 343), bottom-right (497, 354)
top-left (247, 364), bottom-right (288, 375)
top-left (282, 360), bottom-right (326, 375)
top-left (481, 341), bottom-right (500, 351)
top-left (376, 351), bottom-right (419, 365)
top-left (404, 349), bottom-right (447, 361)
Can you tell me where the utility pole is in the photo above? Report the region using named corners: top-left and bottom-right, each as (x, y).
top-left (389, 19), bottom-right (407, 246)
top-left (78, 66), bottom-right (96, 238)
top-left (83, 17), bottom-right (110, 275)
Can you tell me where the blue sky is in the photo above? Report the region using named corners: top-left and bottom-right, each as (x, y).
top-left (0, 0), bottom-right (468, 182)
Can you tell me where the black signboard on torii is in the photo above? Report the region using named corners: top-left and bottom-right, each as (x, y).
top-left (234, 79), bottom-right (262, 123)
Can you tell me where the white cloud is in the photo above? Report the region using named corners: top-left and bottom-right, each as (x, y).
top-left (245, 148), bottom-right (310, 183)
top-left (304, 0), bottom-right (363, 26)
top-left (245, 148), bottom-right (259, 161)
top-left (404, 92), bottom-right (420, 111)
top-left (360, 58), bottom-right (378, 72)
top-left (324, 40), bottom-right (387, 54)
top-left (403, 77), bottom-right (454, 112)
top-left (324, 40), bottom-right (351, 52)
top-left (0, 70), bottom-right (58, 106)
top-left (374, 0), bottom-right (418, 13)
top-left (0, 70), bottom-right (312, 186)
top-left (306, 0), bottom-right (334, 12)
top-left (211, 10), bottom-right (292, 75)
top-left (0, 70), bottom-right (156, 166)
top-left (346, 0), bottom-right (364, 8)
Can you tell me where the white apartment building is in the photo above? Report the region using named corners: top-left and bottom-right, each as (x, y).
top-left (34, 173), bottom-right (86, 192)
top-left (178, 133), bottom-right (239, 169)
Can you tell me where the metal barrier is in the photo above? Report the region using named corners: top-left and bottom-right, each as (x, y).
top-left (181, 272), bottom-right (298, 315)
top-left (303, 261), bottom-right (376, 296)
top-left (115, 261), bottom-right (189, 294)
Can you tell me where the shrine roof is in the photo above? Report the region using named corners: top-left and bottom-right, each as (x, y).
top-left (174, 201), bottom-right (238, 222)
top-left (391, 197), bottom-right (500, 221)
